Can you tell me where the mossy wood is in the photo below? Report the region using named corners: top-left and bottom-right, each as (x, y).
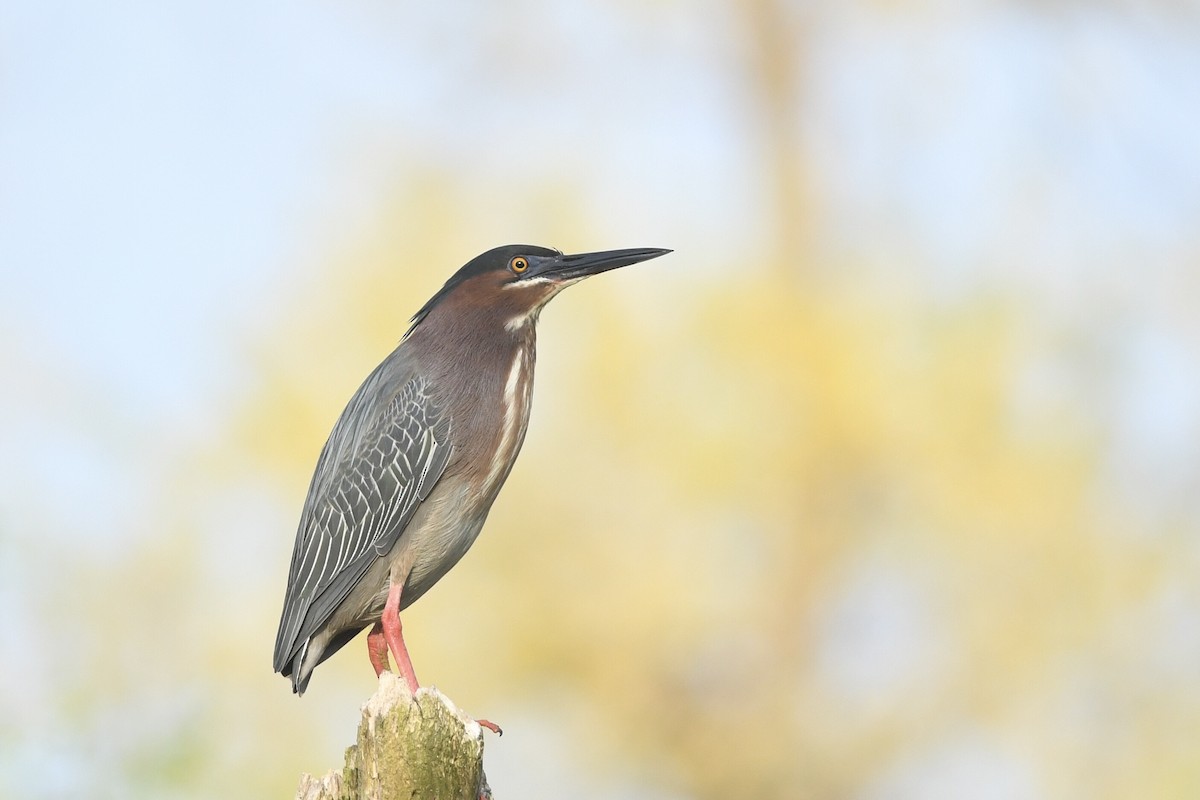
top-left (296, 673), bottom-right (490, 800)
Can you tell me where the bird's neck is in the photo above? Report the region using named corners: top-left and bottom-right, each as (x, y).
top-left (481, 321), bottom-right (537, 493)
top-left (410, 302), bottom-right (539, 386)
top-left (410, 305), bottom-right (539, 493)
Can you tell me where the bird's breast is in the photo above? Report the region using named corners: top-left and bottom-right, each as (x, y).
top-left (427, 340), bottom-right (535, 552)
top-left (396, 342), bottom-right (536, 605)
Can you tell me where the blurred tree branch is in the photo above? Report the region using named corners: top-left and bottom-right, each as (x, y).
top-left (741, 0), bottom-right (816, 274)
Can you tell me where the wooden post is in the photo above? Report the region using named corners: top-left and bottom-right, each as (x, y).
top-left (296, 672), bottom-right (491, 800)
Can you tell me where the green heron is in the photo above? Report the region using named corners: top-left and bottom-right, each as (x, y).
top-left (273, 244), bottom-right (670, 711)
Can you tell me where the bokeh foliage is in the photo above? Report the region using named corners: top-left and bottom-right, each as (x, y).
top-left (4, 2), bottom-right (1199, 799)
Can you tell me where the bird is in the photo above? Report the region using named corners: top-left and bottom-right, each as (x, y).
top-left (273, 244), bottom-right (671, 710)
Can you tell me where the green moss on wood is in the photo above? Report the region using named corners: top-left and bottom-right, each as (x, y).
top-left (295, 673), bottom-right (488, 799)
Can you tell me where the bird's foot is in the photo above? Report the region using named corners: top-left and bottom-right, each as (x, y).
top-left (475, 717), bottom-right (502, 736)
top-left (395, 669), bottom-right (420, 694)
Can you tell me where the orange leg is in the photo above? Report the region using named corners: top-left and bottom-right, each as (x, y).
top-left (381, 581), bottom-right (420, 693)
top-left (366, 621), bottom-right (391, 677)
top-left (380, 581), bottom-right (502, 736)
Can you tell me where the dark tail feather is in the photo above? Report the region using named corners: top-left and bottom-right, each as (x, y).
top-left (284, 627), bottom-right (362, 696)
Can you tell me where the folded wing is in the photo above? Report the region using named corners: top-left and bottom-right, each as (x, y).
top-left (273, 372), bottom-right (452, 675)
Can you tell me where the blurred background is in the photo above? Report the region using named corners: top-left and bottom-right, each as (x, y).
top-left (2, 1), bottom-right (1199, 798)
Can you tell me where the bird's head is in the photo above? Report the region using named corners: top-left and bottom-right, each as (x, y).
top-left (406, 244), bottom-right (671, 337)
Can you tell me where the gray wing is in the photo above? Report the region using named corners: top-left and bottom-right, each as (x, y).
top-left (272, 368), bottom-right (452, 674)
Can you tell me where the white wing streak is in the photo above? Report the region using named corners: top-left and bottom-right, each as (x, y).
top-left (273, 375), bottom-right (452, 671)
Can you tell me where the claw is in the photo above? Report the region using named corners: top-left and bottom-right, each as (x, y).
top-left (476, 718), bottom-right (502, 736)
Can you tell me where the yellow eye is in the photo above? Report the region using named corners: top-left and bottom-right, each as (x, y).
top-left (510, 256), bottom-right (529, 274)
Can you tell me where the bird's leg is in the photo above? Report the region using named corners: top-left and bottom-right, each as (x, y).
top-left (379, 585), bottom-right (501, 734)
top-left (381, 580), bottom-right (501, 736)
top-left (381, 581), bottom-right (420, 693)
top-left (366, 621), bottom-right (391, 677)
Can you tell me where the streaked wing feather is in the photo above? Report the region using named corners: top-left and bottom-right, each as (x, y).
top-left (273, 373), bottom-right (451, 671)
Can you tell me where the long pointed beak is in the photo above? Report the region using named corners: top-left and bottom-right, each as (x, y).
top-left (540, 247), bottom-right (672, 282)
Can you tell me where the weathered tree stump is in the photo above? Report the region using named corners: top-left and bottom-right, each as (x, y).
top-left (296, 672), bottom-right (491, 800)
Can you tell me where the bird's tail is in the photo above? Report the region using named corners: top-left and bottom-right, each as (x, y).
top-left (277, 640), bottom-right (312, 695)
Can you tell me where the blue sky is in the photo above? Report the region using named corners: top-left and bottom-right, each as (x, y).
top-left (4, 1), bottom-right (1196, 549)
